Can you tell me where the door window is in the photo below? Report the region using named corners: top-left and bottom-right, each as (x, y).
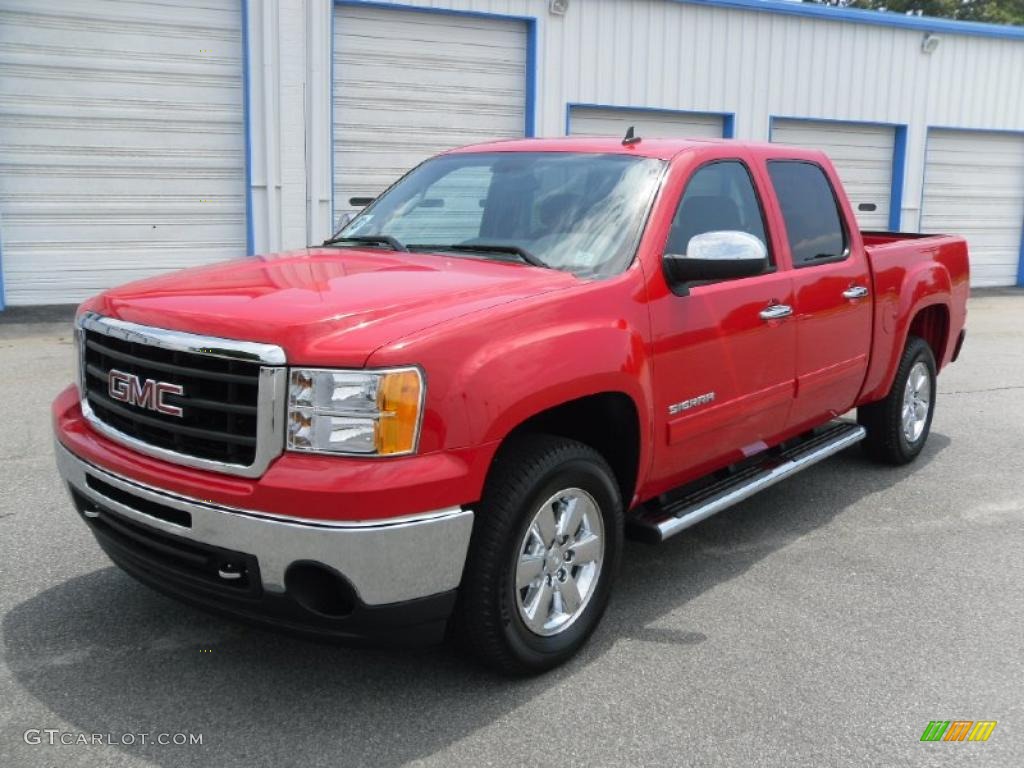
top-left (666, 160), bottom-right (770, 264)
top-left (767, 161), bottom-right (847, 267)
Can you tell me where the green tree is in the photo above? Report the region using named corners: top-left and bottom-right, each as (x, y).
top-left (803, 0), bottom-right (1024, 26)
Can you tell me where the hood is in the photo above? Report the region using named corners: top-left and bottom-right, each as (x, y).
top-left (87, 248), bottom-right (579, 366)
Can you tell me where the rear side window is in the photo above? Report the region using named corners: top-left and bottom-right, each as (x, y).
top-left (767, 161), bottom-right (847, 267)
top-left (666, 160), bottom-right (769, 261)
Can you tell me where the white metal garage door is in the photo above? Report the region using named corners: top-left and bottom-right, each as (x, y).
top-left (921, 129), bottom-right (1024, 287)
top-left (0, 0), bottom-right (247, 306)
top-left (333, 5), bottom-right (527, 220)
top-left (771, 119), bottom-right (895, 231)
top-left (567, 106), bottom-right (724, 140)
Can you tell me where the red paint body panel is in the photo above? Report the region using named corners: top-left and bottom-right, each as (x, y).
top-left (56, 138), bottom-right (969, 521)
top-left (84, 249), bottom-right (578, 369)
top-left (857, 232), bottom-right (970, 403)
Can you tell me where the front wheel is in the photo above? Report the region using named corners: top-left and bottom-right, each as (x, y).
top-left (858, 335), bottom-right (937, 465)
top-left (454, 435), bottom-right (623, 676)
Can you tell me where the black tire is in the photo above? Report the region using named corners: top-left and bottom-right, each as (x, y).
top-left (858, 335), bottom-right (937, 465)
top-left (454, 434), bottom-right (623, 676)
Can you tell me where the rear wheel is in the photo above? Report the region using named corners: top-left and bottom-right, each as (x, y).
top-left (454, 434), bottom-right (623, 676)
top-left (858, 336), bottom-right (937, 465)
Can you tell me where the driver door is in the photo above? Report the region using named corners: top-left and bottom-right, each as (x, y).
top-left (647, 157), bottom-right (796, 490)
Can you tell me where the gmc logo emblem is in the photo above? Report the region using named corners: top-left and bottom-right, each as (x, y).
top-left (108, 369), bottom-right (184, 418)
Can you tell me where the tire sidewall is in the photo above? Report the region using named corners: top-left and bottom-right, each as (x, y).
top-left (895, 342), bottom-right (937, 461)
top-left (498, 456), bottom-right (622, 667)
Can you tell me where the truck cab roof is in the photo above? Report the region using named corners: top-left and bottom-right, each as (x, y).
top-left (446, 136), bottom-right (830, 164)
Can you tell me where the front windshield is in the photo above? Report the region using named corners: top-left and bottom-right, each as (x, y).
top-left (336, 152), bottom-right (665, 278)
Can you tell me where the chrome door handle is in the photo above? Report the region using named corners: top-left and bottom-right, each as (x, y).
top-left (843, 285), bottom-right (869, 300)
top-left (759, 304), bottom-right (793, 321)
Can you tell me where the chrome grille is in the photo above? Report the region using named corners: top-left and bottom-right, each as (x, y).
top-left (83, 330), bottom-right (260, 464)
top-left (77, 313), bottom-right (287, 477)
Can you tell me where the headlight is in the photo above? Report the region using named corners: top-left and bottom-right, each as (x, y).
top-left (286, 367), bottom-right (424, 456)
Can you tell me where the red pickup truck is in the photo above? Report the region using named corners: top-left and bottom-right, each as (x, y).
top-left (53, 137), bottom-right (969, 675)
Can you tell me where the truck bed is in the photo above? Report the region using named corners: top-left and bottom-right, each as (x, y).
top-left (856, 230), bottom-right (970, 405)
top-left (861, 230), bottom-right (946, 248)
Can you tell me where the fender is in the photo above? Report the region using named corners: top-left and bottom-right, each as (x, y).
top-left (367, 274), bottom-right (655, 497)
top-left (858, 256), bottom-right (952, 405)
top-left (457, 321), bottom-right (652, 504)
top-left (465, 323), bottom-right (650, 447)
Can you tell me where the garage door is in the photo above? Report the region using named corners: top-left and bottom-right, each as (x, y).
top-left (771, 119), bottom-right (895, 231)
top-left (567, 105), bottom-right (724, 140)
top-left (333, 5), bottom-right (527, 219)
top-left (0, 0), bottom-right (247, 306)
top-left (921, 129), bottom-right (1024, 287)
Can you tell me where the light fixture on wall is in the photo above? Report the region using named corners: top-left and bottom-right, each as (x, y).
top-left (921, 33), bottom-right (941, 54)
top-left (549, 0), bottom-right (569, 16)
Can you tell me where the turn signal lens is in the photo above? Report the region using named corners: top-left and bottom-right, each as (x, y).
top-left (376, 369), bottom-right (423, 455)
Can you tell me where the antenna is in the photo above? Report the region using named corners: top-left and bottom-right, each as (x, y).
top-left (622, 126), bottom-right (641, 146)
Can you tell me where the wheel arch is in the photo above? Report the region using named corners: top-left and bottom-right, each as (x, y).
top-left (858, 258), bottom-right (954, 405)
top-left (907, 303), bottom-right (950, 369)
top-left (491, 391), bottom-right (644, 510)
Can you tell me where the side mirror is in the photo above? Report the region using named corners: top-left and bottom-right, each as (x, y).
top-left (663, 230), bottom-right (767, 289)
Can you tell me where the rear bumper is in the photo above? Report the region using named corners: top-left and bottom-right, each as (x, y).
top-left (56, 442), bottom-right (474, 642)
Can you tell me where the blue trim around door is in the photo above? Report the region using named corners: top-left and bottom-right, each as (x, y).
top-left (564, 103), bottom-right (736, 139)
top-left (671, 0), bottom-right (1024, 40)
top-left (332, 0), bottom-right (539, 223)
top-left (889, 126), bottom-right (908, 231)
top-left (1019, 216), bottom-right (1024, 287)
top-left (1019, 217), bottom-right (1024, 287)
top-left (722, 113), bottom-right (736, 140)
top-left (768, 115), bottom-right (909, 232)
top-left (240, 0), bottom-right (254, 256)
top-left (524, 18), bottom-right (537, 138)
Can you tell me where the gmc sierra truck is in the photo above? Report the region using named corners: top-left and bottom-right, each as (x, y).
top-left (53, 137), bottom-right (969, 675)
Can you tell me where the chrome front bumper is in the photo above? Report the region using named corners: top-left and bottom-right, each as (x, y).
top-left (55, 442), bottom-right (474, 606)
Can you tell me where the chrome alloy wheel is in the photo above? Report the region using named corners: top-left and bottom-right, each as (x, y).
top-left (902, 360), bottom-right (931, 443)
top-left (515, 488), bottom-right (605, 637)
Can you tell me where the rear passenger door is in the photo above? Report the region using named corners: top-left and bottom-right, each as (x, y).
top-left (765, 160), bottom-right (872, 431)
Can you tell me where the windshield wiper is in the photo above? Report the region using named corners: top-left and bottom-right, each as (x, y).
top-left (408, 243), bottom-right (548, 268)
top-left (322, 234), bottom-right (408, 251)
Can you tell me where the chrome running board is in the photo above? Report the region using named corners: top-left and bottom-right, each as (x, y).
top-left (628, 421), bottom-right (866, 543)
